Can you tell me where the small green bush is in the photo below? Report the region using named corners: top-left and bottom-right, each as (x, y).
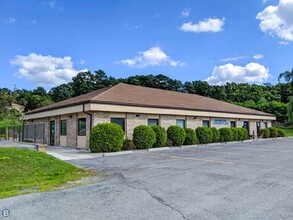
top-left (277, 128), bottom-right (285, 137)
top-left (260, 128), bottom-right (270, 138)
top-left (196, 127), bottom-right (213, 144)
top-left (241, 128), bottom-right (249, 140)
top-left (122, 139), bottom-right (136, 150)
top-left (184, 128), bottom-right (197, 145)
top-left (230, 128), bottom-right (239, 141)
top-left (151, 125), bottom-right (167, 148)
top-left (167, 126), bottom-right (186, 146)
top-left (268, 127), bottom-right (278, 138)
top-left (133, 125), bottom-right (156, 149)
top-left (236, 128), bottom-right (244, 141)
top-left (90, 123), bottom-right (124, 153)
top-left (219, 128), bottom-right (233, 142)
top-left (210, 127), bottom-right (220, 143)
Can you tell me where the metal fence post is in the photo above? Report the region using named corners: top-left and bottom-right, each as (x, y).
top-left (34, 124), bottom-right (37, 143)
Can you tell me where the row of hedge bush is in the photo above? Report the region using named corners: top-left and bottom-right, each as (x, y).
top-left (91, 123), bottom-right (280, 153)
top-left (260, 127), bottom-right (285, 138)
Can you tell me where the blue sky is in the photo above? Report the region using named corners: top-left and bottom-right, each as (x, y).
top-left (0, 0), bottom-right (292, 90)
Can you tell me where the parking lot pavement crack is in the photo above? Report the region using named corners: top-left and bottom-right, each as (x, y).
top-left (146, 191), bottom-right (187, 220)
top-left (124, 181), bottom-right (187, 220)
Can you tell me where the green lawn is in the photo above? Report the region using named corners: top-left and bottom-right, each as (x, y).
top-left (282, 128), bottom-right (293, 137)
top-left (0, 148), bottom-right (95, 198)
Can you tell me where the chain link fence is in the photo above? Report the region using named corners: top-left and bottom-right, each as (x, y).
top-left (0, 123), bottom-right (46, 144)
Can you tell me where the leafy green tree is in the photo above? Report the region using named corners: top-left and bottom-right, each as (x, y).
top-left (48, 83), bottom-right (74, 102)
top-left (279, 69), bottom-right (293, 123)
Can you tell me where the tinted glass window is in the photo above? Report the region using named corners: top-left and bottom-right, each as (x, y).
top-left (176, 119), bottom-right (186, 128)
top-left (230, 121), bottom-right (236, 128)
top-left (203, 120), bottom-right (210, 127)
top-left (78, 118), bottom-right (86, 136)
top-left (148, 119), bottom-right (159, 126)
top-left (264, 122), bottom-right (268, 128)
top-left (60, 120), bottom-right (67, 136)
top-left (111, 118), bottom-right (125, 131)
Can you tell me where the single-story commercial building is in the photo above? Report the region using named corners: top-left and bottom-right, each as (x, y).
top-left (24, 83), bottom-right (276, 148)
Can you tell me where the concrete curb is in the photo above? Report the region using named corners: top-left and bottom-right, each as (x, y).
top-left (226, 141), bottom-right (241, 144)
top-left (103, 151), bottom-right (133, 157)
top-left (180, 145), bottom-right (199, 149)
top-left (206, 143), bottom-right (222, 146)
top-left (242, 140), bottom-right (253, 142)
top-left (148, 147), bottom-right (170, 152)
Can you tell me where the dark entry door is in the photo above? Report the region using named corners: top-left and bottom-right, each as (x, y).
top-left (50, 121), bottom-right (55, 146)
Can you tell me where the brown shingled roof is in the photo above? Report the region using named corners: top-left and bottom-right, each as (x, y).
top-left (26, 83), bottom-right (273, 116)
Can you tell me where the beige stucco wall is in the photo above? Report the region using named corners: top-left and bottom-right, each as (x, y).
top-left (67, 113), bottom-right (77, 147)
top-left (126, 113), bottom-right (148, 139)
top-left (160, 115), bottom-right (176, 130)
top-left (60, 136), bottom-right (67, 146)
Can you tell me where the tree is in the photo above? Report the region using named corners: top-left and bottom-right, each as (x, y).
top-left (48, 83), bottom-right (74, 102)
top-left (279, 69), bottom-right (293, 123)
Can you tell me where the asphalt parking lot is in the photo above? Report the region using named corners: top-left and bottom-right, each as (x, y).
top-left (1, 138), bottom-right (293, 220)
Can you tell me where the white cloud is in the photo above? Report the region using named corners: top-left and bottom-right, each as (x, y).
top-left (3, 17), bottom-right (16, 23)
top-left (279, 40), bottom-right (290, 45)
top-left (253, 54), bottom-right (264, 59)
top-left (181, 8), bottom-right (191, 17)
top-left (263, 0), bottom-right (269, 4)
top-left (44, 0), bottom-right (63, 12)
top-left (256, 0), bottom-right (293, 41)
top-left (119, 47), bottom-right (185, 68)
top-left (11, 53), bottom-right (80, 86)
top-left (221, 56), bottom-right (247, 62)
top-left (206, 62), bottom-right (270, 85)
top-left (181, 18), bottom-right (225, 33)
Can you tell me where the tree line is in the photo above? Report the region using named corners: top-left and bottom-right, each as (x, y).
top-left (1, 69), bottom-right (292, 123)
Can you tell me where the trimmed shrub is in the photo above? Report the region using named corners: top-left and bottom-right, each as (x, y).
top-left (268, 127), bottom-right (278, 138)
top-left (122, 139), bottom-right (136, 150)
top-left (210, 127), bottom-right (220, 143)
top-left (184, 128), bottom-right (197, 145)
top-left (196, 127), bottom-right (213, 144)
top-left (260, 128), bottom-right (270, 138)
top-left (167, 126), bottom-right (186, 146)
top-left (151, 125), bottom-right (167, 148)
top-left (219, 128), bottom-right (233, 142)
top-left (90, 123), bottom-right (124, 153)
top-left (236, 128), bottom-right (244, 141)
top-left (133, 125), bottom-right (156, 149)
top-left (241, 128), bottom-right (249, 140)
top-left (277, 128), bottom-right (285, 137)
top-left (230, 128), bottom-right (239, 141)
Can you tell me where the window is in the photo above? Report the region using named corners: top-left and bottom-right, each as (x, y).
top-left (242, 121), bottom-right (249, 131)
top-left (230, 121), bottom-right (236, 128)
top-left (176, 119), bottom-right (186, 128)
top-left (78, 118), bottom-right (86, 136)
top-left (60, 120), bottom-right (67, 136)
top-left (111, 118), bottom-right (125, 131)
top-left (148, 119), bottom-right (159, 126)
top-left (264, 122), bottom-right (268, 128)
top-left (203, 120), bottom-right (210, 127)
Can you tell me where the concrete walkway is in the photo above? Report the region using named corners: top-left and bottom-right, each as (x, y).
top-left (46, 146), bottom-right (103, 160)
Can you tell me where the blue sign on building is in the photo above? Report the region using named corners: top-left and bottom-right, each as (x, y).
top-left (213, 119), bottom-right (228, 125)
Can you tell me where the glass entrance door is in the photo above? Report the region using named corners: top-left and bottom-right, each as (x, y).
top-left (50, 121), bottom-right (55, 146)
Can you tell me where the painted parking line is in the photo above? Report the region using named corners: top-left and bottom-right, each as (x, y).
top-left (138, 152), bottom-right (234, 165)
top-left (195, 150), bottom-right (266, 157)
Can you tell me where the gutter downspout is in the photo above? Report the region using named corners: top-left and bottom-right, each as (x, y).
top-left (83, 104), bottom-right (93, 131)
